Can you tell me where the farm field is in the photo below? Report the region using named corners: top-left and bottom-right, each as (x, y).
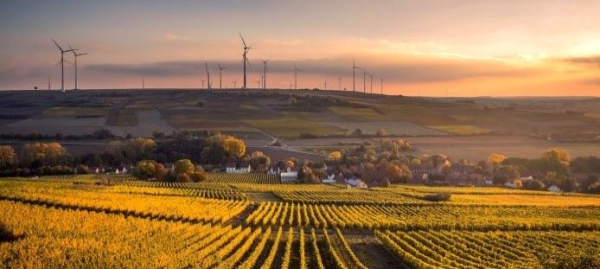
top-left (1, 175), bottom-right (599, 268)
top-left (287, 135), bottom-right (600, 161)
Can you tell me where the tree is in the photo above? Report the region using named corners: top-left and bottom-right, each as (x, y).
top-left (23, 142), bottom-right (66, 167)
top-left (0, 146), bottom-right (17, 169)
top-left (352, 128), bottom-right (363, 137)
top-left (249, 151), bottom-right (271, 172)
top-left (488, 153), bottom-right (507, 165)
top-left (327, 151), bottom-right (343, 163)
top-left (376, 129), bottom-right (387, 137)
top-left (176, 173), bottom-right (191, 182)
top-left (174, 159), bottom-right (194, 175)
top-left (190, 167), bottom-right (207, 182)
top-left (133, 160), bottom-right (157, 180)
top-left (223, 136), bottom-right (246, 158)
top-left (493, 165), bottom-right (520, 185)
top-left (524, 179), bottom-right (545, 190)
top-left (108, 138), bottom-right (156, 163)
top-left (154, 163), bottom-right (167, 181)
top-left (542, 148), bottom-right (571, 165)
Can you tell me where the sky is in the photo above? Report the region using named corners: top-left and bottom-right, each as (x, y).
top-left (0, 0), bottom-right (599, 96)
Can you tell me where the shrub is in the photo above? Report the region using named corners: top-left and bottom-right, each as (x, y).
top-left (190, 172), bottom-right (207, 182)
top-left (176, 173), bottom-right (191, 182)
top-left (423, 192), bottom-right (452, 202)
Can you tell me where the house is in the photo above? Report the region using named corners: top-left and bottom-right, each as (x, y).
top-left (504, 182), bottom-right (516, 188)
top-left (346, 178), bottom-right (368, 189)
top-left (225, 163), bottom-right (251, 174)
top-left (409, 165), bottom-right (439, 184)
top-left (547, 185), bottom-right (562, 193)
top-left (520, 176), bottom-right (534, 182)
top-left (322, 173), bottom-right (336, 184)
top-left (280, 171), bottom-right (298, 182)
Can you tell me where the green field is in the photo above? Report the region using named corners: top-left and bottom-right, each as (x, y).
top-left (243, 118), bottom-right (346, 138)
top-left (1, 175), bottom-right (599, 268)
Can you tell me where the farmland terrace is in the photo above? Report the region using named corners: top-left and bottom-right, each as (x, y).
top-left (1, 89), bottom-right (600, 161)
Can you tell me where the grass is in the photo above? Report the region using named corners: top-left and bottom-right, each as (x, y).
top-left (328, 106), bottom-right (385, 121)
top-left (427, 124), bottom-right (489, 135)
top-left (42, 107), bottom-right (107, 118)
top-left (106, 109), bottom-right (138, 126)
top-left (243, 118), bottom-right (345, 138)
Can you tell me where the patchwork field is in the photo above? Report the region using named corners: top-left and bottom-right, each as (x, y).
top-left (326, 121), bottom-right (446, 136)
top-left (243, 118), bottom-right (346, 138)
top-left (0, 176), bottom-right (598, 268)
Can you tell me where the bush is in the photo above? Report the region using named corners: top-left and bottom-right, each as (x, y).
top-left (423, 192), bottom-right (451, 202)
top-left (189, 172), bottom-right (207, 182)
top-left (176, 173), bottom-right (191, 182)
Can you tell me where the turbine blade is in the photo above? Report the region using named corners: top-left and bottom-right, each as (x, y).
top-left (239, 33), bottom-right (247, 47)
top-left (52, 39), bottom-right (63, 52)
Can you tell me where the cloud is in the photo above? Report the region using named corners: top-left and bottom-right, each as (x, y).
top-left (85, 54), bottom-right (537, 83)
top-left (559, 55), bottom-right (600, 68)
top-left (160, 32), bottom-right (192, 42)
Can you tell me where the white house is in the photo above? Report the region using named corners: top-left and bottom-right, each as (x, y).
top-left (547, 185), bottom-right (562, 193)
top-left (346, 178), bottom-right (368, 189)
top-left (322, 174), bottom-right (336, 184)
top-left (281, 171), bottom-right (298, 182)
top-left (226, 164), bottom-right (251, 174)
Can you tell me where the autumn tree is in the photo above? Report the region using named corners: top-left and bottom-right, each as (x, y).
top-left (174, 159), bottom-right (195, 176)
top-left (0, 146), bottom-right (17, 169)
top-left (132, 160), bottom-right (157, 180)
top-left (327, 151), bottom-right (343, 163)
top-left (488, 153), bottom-right (507, 165)
top-left (249, 151), bottom-right (271, 172)
top-left (542, 148), bottom-right (571, 165)
top-left (23, 142), bottom-right (66, 167)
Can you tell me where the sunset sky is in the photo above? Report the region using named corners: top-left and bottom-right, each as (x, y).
top-left (1, 0), bottom-right (599, 96)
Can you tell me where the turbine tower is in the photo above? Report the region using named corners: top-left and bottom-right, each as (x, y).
top-left (324, 78), bottom-right (327, 90)
top-left (205, 62), bottom-right (211, 89)
top-left (380, 78), bottom-right (384, 95)
top-left (69, 46), bottom-right (88, 90)
top-left (293, 64), bottom-right (301, 90)
top-left (261, 59), bottom-right (269, 89)
top-left (52, 39), bottom-right (76, 92)
top-left (218, 64), bottom-right (226, 89)
top-left (369, 73), bottom-right (373, 94)
top-left (352, 59), bottom-right (360, 92)
top-left (239, 33), bottom-right (251, 89)
top-left (232, 79), bottom-right (237, 88)
top-left (201, 79), bottom-right (205, 89)
top-left (363, 70), bottom-right (368, 94)
top-left (338, 77), bottom-right (342, 91)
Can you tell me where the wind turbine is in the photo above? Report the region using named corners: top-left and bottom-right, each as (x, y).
top-left (338, 77), bottom-right (342, 91)
top-left (352, 59), bottom-right (360, 92)
top-left (218, 64), bottom-right (226, 89)
top-left (369, 73), bottom-right (373, 94)
top-left (48, 75), bottom-right (51, 90)
top-left (205, 62), bottom-right (211, 89)
top-left (257, 78), bottom-right (261, 88)
top-left (239, 33), bottom-right (251, 89)
top-left (232, 79), bottom-right (237, 89)
top-left (324, 78), bottom-right (327, 90)
top-left (363, 69), bottom-right (368, 94)
top-left (69, 45), bottom-right (88, 90)
top-left (293, 64), bottom-right (301, 90)
top-left (261, 59), bottom-right (269, 89)
top-left (52, 39), bottom-right (76, 92)
top-left (201, 79), bottom-right (205, 89)
top-left (380, 78), bottom-right (384, 95)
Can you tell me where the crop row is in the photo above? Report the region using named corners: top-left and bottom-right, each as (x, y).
top-left (246, 202), bottom-right (600, 231)
top-left (376, 229), bottom-right (600, 269)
